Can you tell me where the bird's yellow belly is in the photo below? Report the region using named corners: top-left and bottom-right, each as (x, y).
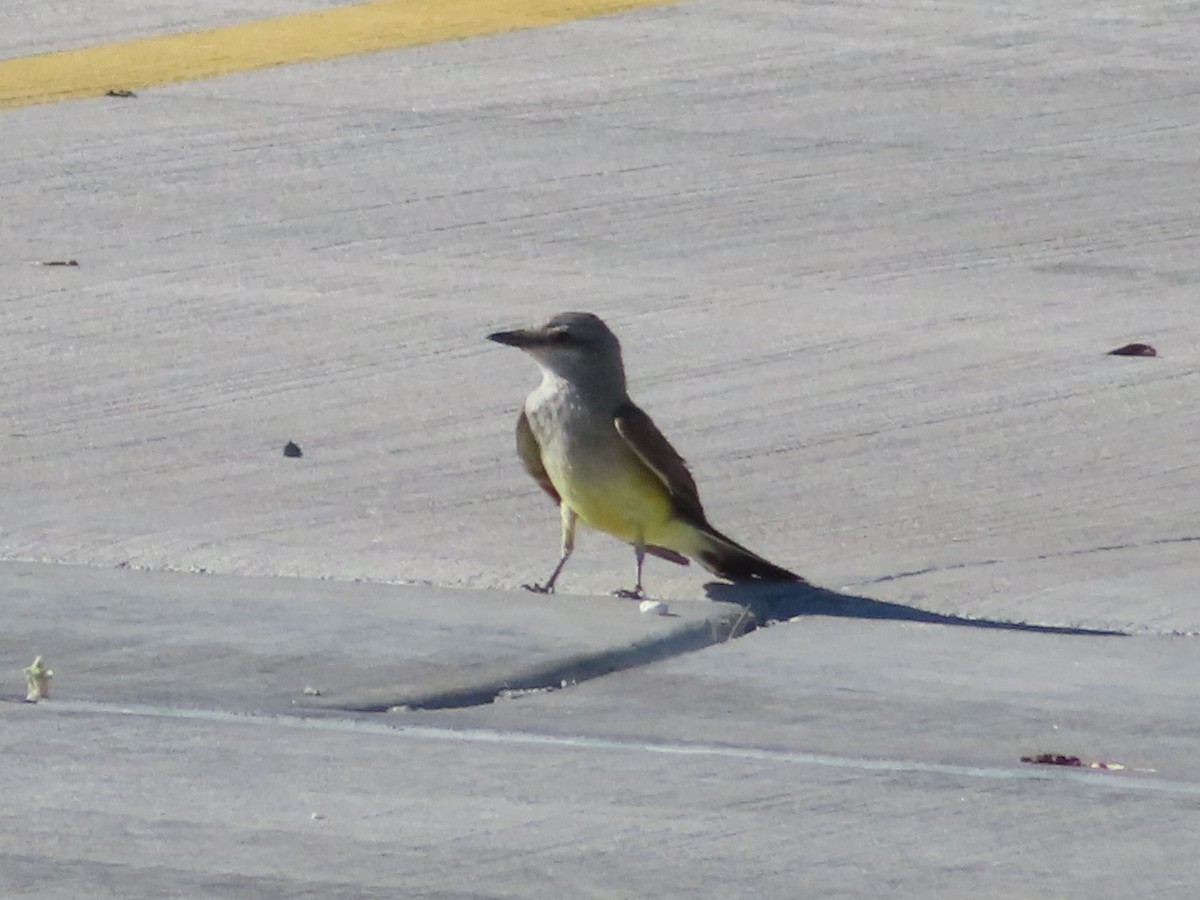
top-left (550, 455), bottom-right (672, 544)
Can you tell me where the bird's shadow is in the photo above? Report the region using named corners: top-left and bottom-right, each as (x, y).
top-left (704, 581), bottom-right (1125, 637)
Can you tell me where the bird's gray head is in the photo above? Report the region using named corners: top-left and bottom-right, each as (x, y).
top-left (488, 312), bottom-right (627, 392)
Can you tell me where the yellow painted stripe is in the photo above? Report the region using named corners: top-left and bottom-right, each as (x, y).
top-left (0, 0), bottom-right (678, 110)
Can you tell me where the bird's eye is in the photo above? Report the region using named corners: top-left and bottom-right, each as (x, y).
top-left (550, 330), bottom-right (573, 344)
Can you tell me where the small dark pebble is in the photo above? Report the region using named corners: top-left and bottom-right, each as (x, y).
top-left (1021, 753), bottom-right (1082, 767)
top-left (1108, 343), bottom-right (1156, 357)
top-left (39, 259), bottom-right (80, 267)
top-left (283, 441), bottom-right (303, 458)
top-left (106, 89), bottom-right (137, 98)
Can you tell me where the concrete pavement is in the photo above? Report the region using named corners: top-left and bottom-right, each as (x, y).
top-left (3, 0), bottom-right (1197, 631)
top-left (0, 561), bottom-right (750, 713)
top-left (4, 563), bottom-right (1199, 898)
top-left (4, 0), bottom-right (1200, 895)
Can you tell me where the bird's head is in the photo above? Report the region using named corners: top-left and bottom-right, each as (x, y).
top-left (488, 312), bottom-right (627, 392)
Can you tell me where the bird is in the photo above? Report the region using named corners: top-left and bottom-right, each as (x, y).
top-left (488, 311), bottom-right (803, 598)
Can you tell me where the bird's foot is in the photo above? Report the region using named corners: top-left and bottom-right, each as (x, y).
top-left (522, 582), bottom-right (555, 595)
top-left (613, 587), bottom-right (645, 600)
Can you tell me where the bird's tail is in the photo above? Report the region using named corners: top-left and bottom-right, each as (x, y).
top-left (691, 525), bottom-right (805, 584)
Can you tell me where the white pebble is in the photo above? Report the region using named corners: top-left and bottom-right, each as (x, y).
top-left (639, 599), bottom-right (669, 616)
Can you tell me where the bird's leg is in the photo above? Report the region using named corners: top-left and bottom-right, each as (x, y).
top-left (524, 506), bottom-right (576, 594)
top-left (524, 555), bottom-right (567, 595)
top-left (614, 538), bottom-right (646, 600)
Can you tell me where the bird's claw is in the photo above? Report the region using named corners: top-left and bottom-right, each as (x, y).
top-left (614, 587), bottom-right (645, 600)
top-left (522, 582), bottom-right (555, 594)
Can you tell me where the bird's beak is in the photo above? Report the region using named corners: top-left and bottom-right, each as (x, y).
top-left (488, 327), bottom-right (544, 348)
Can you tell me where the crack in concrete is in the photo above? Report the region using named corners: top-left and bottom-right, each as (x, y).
top-left (848, 533), bottom-right (1200, 588)
top-left (297, 606), bottom-right (754, 712)
top-left (332, 570), bottom-right (1135, 713)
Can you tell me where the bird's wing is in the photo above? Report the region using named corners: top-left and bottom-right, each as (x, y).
top-left (613, 403), bottom-right (707, 524)
top-left (516, 408), bottom-right (560, 504)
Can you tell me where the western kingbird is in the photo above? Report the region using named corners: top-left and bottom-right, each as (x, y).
top-left (489, 311), bottom-right (803, 597)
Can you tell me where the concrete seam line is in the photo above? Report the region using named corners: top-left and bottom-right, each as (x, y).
top-left (22, 699), bottom-right (1200, 798)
